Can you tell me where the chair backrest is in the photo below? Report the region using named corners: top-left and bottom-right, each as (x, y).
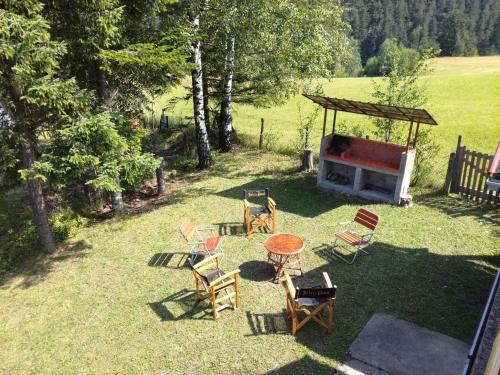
top-left (354, 208), bottom-right (379, 231)
top-left (244, 188), bottom-right (269, 201)
top-left (180, 219), bottom-right (195, 241)
top-left (295, 286), bottom-right (336, 300)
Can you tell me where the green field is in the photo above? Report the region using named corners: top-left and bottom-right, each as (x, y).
top-left (159, 56), bottom-right (500, 183)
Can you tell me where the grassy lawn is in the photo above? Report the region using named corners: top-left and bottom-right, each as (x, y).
top-left (1, 150), bottom-right (499, 374)
top-left (158, 56), bottom-right (500, 185)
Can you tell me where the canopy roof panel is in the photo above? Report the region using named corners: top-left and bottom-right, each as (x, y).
top-left (303, 94), bottom-right (438, 125)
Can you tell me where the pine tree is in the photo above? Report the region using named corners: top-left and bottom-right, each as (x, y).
top-left (0, 1), bottom-right (89, 252)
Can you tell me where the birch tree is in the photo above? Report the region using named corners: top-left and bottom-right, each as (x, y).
top-left (201, 0), bottom-right (350, 152)
top-left (189, 9), bottom-right (212, 168)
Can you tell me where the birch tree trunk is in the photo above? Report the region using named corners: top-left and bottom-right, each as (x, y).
top-left (190, 14), bottom-right (213, 169)
top-left (219, 36), bottom-right (235, 152)
top-left (19, 132), bottom-right (56, 253)
top-left (112, 176), bottom-right (124, 212)
top-left (202, 74), bottom-right (210, 136)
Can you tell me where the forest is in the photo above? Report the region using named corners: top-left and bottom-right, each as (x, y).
top-left (346, 0), bottom-right (500, 62)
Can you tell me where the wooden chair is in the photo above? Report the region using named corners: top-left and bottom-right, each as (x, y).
top-left (188, 254), bottom-right (240, 320)
top-left (284, 272), bottom-right (336, 335)
top-left (180, 219), bottom-right (223, 263)
top-left (243, 188), bottom-right (276, 235)
top-left (331, 208), bottom-right (379, 264)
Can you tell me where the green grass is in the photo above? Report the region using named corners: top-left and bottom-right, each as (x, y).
top-left (1, 150), bottom-right (498, 374)
top-left (158, 56), bottom-right (500, 184)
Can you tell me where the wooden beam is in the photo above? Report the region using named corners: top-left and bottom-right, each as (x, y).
top-left (332, 110), bottom-right (337, 135)
top-left (322, 108), bottom-right (327, 138)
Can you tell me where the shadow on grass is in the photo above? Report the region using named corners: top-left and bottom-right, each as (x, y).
top-left (239, 260), bottom-right (276, 282)
top-left (245, 241), bottom-right (499, 365)
top-left (246, 310), bottom-right (289, 336)
top-left (416, 191), bottom-right (500, 232)
top-left (264, 355), bottom-right (333, 374)
top-left (148, 252), bottom-right (189, 268)
top-left (214, 222), bottom-right (246, 237)
top-left (216, 176), bottom-right (349, 218)
top-left (148, 289), bottom-right (212, 321)
top-left (0, 239), bottom-right (92, 290)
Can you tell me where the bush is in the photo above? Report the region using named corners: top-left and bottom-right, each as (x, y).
top-left (49, 206), bottom-right (87, 243)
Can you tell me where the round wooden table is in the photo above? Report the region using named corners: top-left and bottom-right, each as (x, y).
top-left (264, 233), bottom-right (304, 283)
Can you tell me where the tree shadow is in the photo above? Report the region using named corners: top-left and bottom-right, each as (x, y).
top-left (0, 239), bottom-right (92, 290)
top-left (239, 260), bottom-right (276, 282)
top-left (148, 289), bottom-right (212, 321)
top-left (416, 191), bottom-right (500, 232)
top-left (216, 176), bottom-right (349, 218)
top-left (148, 252), bottom-right (189, 268)
top-left (264, 355), bottom-right (333, 374)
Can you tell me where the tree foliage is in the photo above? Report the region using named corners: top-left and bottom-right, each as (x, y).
top-left (370, 40), bottom-right (440, 185)
top-left (346, 0), bottom-right (500, 62)
top-left (0, 0), bottom-right (89, 252)
top-left (46, 113), bottom-right (159, 193)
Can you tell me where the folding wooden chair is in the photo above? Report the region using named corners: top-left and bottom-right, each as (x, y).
top-left (243, 188), bottom-right (276, 235)
top-left (331, 208), bottom-right (379, 264)
top-left (180, 219), bottom-right (223, 263)
top-left (284, 272), bottom-right (336, 335)
top-left (188, 254), bottom-right (240, 320)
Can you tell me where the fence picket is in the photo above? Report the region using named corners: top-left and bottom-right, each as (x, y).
top-left (459, 148), bottom-right (469, 195)
top-left (476, 154), bottom-right (489, 203)
top-left (465, 151), bottom-right (477, 198)
top-left (470, 153), bottom-right (480, 200)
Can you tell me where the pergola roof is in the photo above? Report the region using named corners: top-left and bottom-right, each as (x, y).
top-left (303, 94), bottom-right (438, 125)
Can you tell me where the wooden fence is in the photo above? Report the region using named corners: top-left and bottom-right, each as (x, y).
top-left (444, 136), bottom-right (499, 204)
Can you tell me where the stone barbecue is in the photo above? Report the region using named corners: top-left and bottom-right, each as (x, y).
top-left (303, 94), bottom-right (438, 205)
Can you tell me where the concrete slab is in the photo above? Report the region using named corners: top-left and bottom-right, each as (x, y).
top-left (336, 360), bottom-right (389, 375)
top-left (348, 313), bottom-right (468, 375)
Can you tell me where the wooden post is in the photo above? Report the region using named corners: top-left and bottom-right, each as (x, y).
top-left (259, 118), bottom-right (264, 149)
top-left (451, 135), bottom-right (463, 194)
top-left (406, 121), bottom-right (413, 150)
top-left (156, 157), bottom-right (166, 195)
top-left (322, 108), bottom-right (327, 138)
top-left (332, 110), bottom-right (337, 135)
top-left (413, 122), bottom-right (420, 147)
top-left (444, 152), bottom-right (455, 193)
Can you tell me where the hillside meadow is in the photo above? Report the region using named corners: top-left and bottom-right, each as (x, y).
top-left (157, 56), bottom-right (500, 185)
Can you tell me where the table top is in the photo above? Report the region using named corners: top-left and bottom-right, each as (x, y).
top-left (264, 233), bottom-right (304, 255)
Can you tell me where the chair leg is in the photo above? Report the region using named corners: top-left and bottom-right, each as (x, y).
top-left (234, 275), bottom-right (239, 309)
top-left (331, 240), bottom-right (361, 265)
top-left (211, 289), bottom-right (217, 320)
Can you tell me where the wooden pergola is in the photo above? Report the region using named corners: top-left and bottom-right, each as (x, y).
top-left (303, 94), bottom-right (438, 149)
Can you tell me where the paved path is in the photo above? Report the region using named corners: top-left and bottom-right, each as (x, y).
top-left (336, 313), bottom-right (469, 375)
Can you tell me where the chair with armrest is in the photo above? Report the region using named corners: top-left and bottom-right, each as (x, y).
top-left (331, 208), bottom-right (379, 264)
top-left (284, 272), bottom-right (336, 335)
top-left (180, 219), bottom-right (223, 263)
top-left (188, 254), bottom-right (240, 320)
top-left (243, 188), bottom-right (276, 235)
